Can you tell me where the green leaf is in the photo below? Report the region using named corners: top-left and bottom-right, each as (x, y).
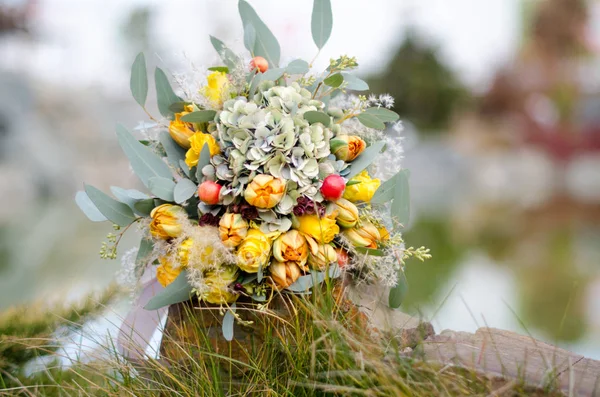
top-left (311, 0), bottom-right (333, 50)
top-left (75, 191), bottom-right (107, 222)
top-left (134, 199), bottom-right (156, 216)
top-left (159, 131), bottom-right (187, 169)
top-left (371, 171), bottom-right (401, 204)
top-left (174, 179), bottom-right (197, 204)
top-left (222, 304), bottom-right (235, 341)
top-left (180, 110), bottom-right (217, 123)
top-left (209, 36), bottom-right (240, 70)
top-left (391, 170), bottom-right (410, 228)
top-left (341, 72), bottom-right (369, 91)
top-left (148, 177), bottom-right (176, 201)
top-left (364, 107), bottom-right (399, 123)
top-left (110, 186), bottom-right (150, 215)
top-left (249, 73), bottom-right (263, 97)
top-left (389, 270), bottom-right (408, 309)
top-left (130, 52), bottom-right (148, 107)
top-left (180, 160), bottom-right (192, 179)
top-left (303, 110), bottom-right (331, 126)
top-left (243, 23), bottom-right (256, 54)
top-left (168, 101), bottom-right (190, 113)
top-left (239, 0), bottom-right (280, 67)
top-left (195, 144), bottom-right (212, 182)
top-left (84, 185), bottom-right (136, 227)
top-left (155, 67), bottom-right (182, 118)
top-left (145, 271), bottom-right (193, 310)
top-left (116, 124), bottom-right (173, 188)
top-left (286, 59), bottom-right (309, 75)
top-left (136, 237), bottom-right (154, 266)
top-left (261, 67), bottom-right (285, 82)
top-left (346, 180), bottom-right (361, 186)
top-left (346, 140), bottom-right (386, 179)
top-left (355, 247), bottom-right (385, 256)
top-left (287, 265), bottom-right (340, 292)
top-left (357, 112), bottom-right (386, 130)
top-left (208, 66), bottom-right (229, 73)
top-left (323, 73), bottom-right (343, 88)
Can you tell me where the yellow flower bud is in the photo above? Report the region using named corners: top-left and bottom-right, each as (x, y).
top-left (236, 229), bottom-right (273, 273)
top-left (343, 221), bottom-right (381, 249)
top-left (270, 260), bottom-right (302, 289)
top-left (330, 135), bottom-right (366, 162)
top-left (295, 214), bottom-right (340, 244)
top-left (168, 112), bottom-right (195, 149)
top-left (201, 266), bottom-right (239, 304)
top-left (272, 230), bottom-right (308, 267)
top-left (184, 132), bottom-right (221, 168)
top-left (202, 71), bottom-right (230, 105)
top-left (343, 170), bottom-right (381, 203)
top-left (307, 241), bottom-right (338, 271)
top-left (156, 256), bottom-right (183, 287)
top-left (244, 174), bottom-right (286, 209)
top-left (333, 198), bottom-right (359, 228)
top-left (150, 204), bottom-right (186, 240)
top-left (219, 213), bottom-right (249, 248)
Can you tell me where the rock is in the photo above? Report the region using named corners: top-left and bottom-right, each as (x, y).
top-left (421, 327), bottom-right (600, 396)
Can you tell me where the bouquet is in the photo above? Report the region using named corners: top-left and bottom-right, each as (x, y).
top-left (76, 0), bottom-right (429, 342)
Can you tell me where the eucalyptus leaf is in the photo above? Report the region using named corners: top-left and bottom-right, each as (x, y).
top-left (357, 112), bottom-right (386, 130)
top-left (364, 107), bottom-right (400, 123)
top-left (136, 237), bottom-right (154, 266)
top-left (180, 160), bottom-right (192, 179)
top-left (169, 101), bottom-right (190, 113)
top-left (148, 177), bottom-right (176, 201)
top-left (341, 72), bottom-right (369, 91)
top-left (239, 0), bottom-right (280, 67)
top-left (134, 199), bottom-right (156, 216)
top-left (174, 179), bottom-right (197, 204)
top-left (311, 0), bottom-right (333, 50)
top-left (286, 59), bottom-right (309, 75)
top-left (287, 272), bottom-right (322, 292)
top-left (84, 185), bottom-right (136, 227)
top-left (371, 171), bottom-right (402, 204)
top-left (130, 52), bottom-right (148, 107)
top-left (155, 67), bottom-right (182, 118)
top-left (181, 110), bottom-right (216, 123)
top-left (75, 191), bottom-right (107, 222)
top-left (251, 294), bottom-right (267, 302)
top-left (391, 170), bottom-right (410, 228)
top-left (110, 186), bottom-right (150, 215)
top-left (210, 36), bottom-right (241, 70)
top-left (208, 66), bottom-right (229, 73)
top-left (323, 73), bottom-right (343, 88)
top-left (354, 247), bottom-right (386, 256)
top-left (145, 270), bottom-right (193, 310)
top-left (257, 265), bottom-right (263, 283)
top-left (195, 144), bottom-right (211, 182)
top-left (159, 131), bottom-right (187, 168)
top-left (346, 140), bottom-right (386, 179)
top-left (261, 67), bottom-right (285, 82)
top-left (222, 304), bottom-right (236, 341)
top-left (303, 110), bottom-right (331, 126)
top-left (243, 23), bottom-right (257, 54)
top-left (249, 72), bottom-right (263, 97)
top-left (389, 270), bottom-right (408, 309)
top-left (116, 124), bottom-right (173, 188)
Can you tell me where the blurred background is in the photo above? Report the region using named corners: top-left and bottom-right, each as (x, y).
top-left (1, 0), bottom-right (599, 359)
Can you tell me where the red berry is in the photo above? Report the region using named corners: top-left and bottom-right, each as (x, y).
top-left (320, 174), bottom-right (346, 201)
top-left (336, 248), bottom-right (350, 268)
top-left (198, 181), bottom-right (222, 205)
top-left (249, 56), bottom-right (269, 73)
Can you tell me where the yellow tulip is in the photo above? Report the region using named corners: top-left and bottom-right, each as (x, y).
top-left (236, 229), bottom-right (273, 273)
top-left (168, 112), bottom-right (195, 149)
top-left (219, 213), bottom-right (249, 248)
top-left (306, 240), bottom-right (338, 271)
top-left (184, 132), bottom-right (221, 168)
top-left (343, 170), bottom-right (381, 203)
top-left (202, 71), bottom-right (230, 105)
top-left (270, 260), bottom-right (302, 289)
top-left (344, 221), bottom-right (381, 249)
top-left (156, 256), bottom-right (183, 287)
top-left (200, 266), bottom-right (239, 304)
top-left (333, 198), bottom-right (359, 228)
top-left (150, 204), bottom-right (186, 240)
top-left (272, 230), bottom-right (308, 267)
top-left (330, 135), bottom-right (366, 162)
top-left (244, 174), bottom-right (286, 209)
top-left (295, 214), bottom-right (340, 244)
